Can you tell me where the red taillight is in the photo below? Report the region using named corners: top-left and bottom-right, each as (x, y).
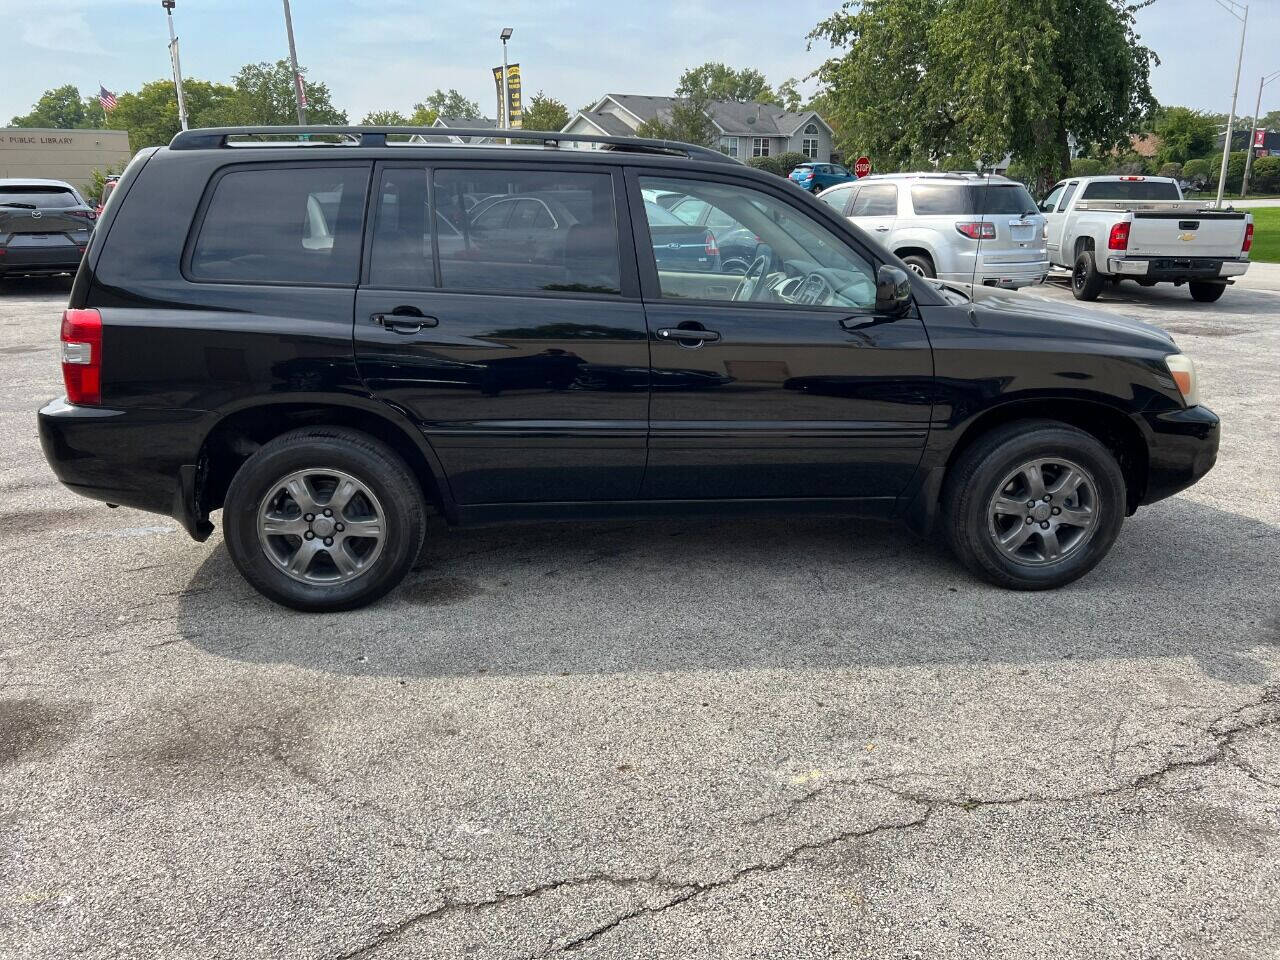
top-left (1243, 222), bottom-right (1253, 253)
top-left (67, 209), bottom-right (95, 220)
top-left (1119, 176), bottom-right (1145, 181)
top-left (61, 308), bottom-right (102, 405)
top-left (1108, 222), bottom-right (1130, 250)
top-left (954, 221), bottom-right (996, 240)
top-left (704, 230), bottom-right (719, 257)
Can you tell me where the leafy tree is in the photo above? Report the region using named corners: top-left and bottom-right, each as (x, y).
top-left (636, 89), bottom-right (717, 147)
top-left (1181, 157), bottom-right (1210, 187)
top-left (810, 0), bottom-right (1156, 187)
top-left (776, 78), bottom-right (803, 112)
top-left (775, 151), bottom-right (809, 175)
top-left (1152, 107), bottom-right (1217, 165)
top-left (1109, 150), bottom-right (1149, 176)
top-left (1208, 151), bottom-right (1247, 193)
top-left (408, 104), bottom-right (439, 126)
top-left (677, 63), bottom-right (779, 104)
top-left (1069, 157), bottom-right (1105, 177)
top-left (202, 60), bottom-right (346, 126)
top-left (361, 109), bottom-right (410, 125)
top-left (522, 91), bottom-right (570, 132)
top-left (106, 78), bottom-right (236, 149)
top-left (414, 89), bottom-right (482, 121)
top-left (85, 164), bottom-right (125, 205)
top-left (1157, 161), bottom-right (1183, 180)
top-left (11, 84), bottom-right (102, 128)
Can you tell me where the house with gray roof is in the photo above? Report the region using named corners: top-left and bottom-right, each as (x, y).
top-left (409, 116), bottom-right (499, 144)
top-left (562, 94), bottom-right (835, 161)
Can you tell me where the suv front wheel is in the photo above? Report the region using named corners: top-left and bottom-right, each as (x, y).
top-left (942, 421), bottom-right (1126, 590)
top-left (222, 426), bottom-right (427, 611)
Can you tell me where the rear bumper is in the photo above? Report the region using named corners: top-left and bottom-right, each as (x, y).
top-left (1107, 256), bottom-right (1249, 282)
top-left (939, 259), bottom-right (1049, 289)
top-left (37, 397), bottom-right (214, 540)
top-left (1138, 404), bottom-right (1219, 505)
top-left (0, 244), bottom-right (84, 275)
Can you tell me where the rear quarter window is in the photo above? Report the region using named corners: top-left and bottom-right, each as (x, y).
top-left (188, 164), bottom-right (370, 285)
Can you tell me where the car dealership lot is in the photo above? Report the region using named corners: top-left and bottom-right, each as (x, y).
top-left (1, 274), bottom-right (1277, 958)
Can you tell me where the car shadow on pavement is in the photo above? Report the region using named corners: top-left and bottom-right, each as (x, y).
top-left (176, 496), bottom-right (1279, 685)
top-left (1037, 277), bottom-right (1272, 318)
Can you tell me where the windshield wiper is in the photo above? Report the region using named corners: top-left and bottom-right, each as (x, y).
top-left (0, 202), bottom-right (38, 209)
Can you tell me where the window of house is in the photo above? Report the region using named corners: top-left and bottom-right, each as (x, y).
top-left (804, 122), bottom-right (819, 135)
top-left (431, 169), bottom-right (620, 295)
top-left (189, 165), bottom-right (369, 285)
top-left (718, 136), bottom-right (739, 158)
top-left (802, 138), bottom-right (819, 158)
top-left (752, 138), bottom-right (771, 158)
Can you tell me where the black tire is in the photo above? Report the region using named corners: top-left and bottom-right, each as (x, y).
top-left (1189, 281), bottom-right (1226, 303)
top-left (901, 254), bottom-right (936, 279)
top-left (1071, 250), bottom-right (1105, 301)
top-left (942, 420), bottom-right (1126, 590)
top-left (222, 426), bottom-right (427, 612)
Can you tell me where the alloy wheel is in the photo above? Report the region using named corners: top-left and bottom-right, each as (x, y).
top-left (987, 458), bottom-right (1099, 565)
top-left (256, 468), bottom-right (386, 584)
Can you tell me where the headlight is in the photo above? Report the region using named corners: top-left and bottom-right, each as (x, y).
top-left (1164, 353), bottom-right (1200, 406)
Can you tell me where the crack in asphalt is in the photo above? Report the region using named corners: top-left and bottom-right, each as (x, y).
top-left (328, 686), bottom-right (1279, 958)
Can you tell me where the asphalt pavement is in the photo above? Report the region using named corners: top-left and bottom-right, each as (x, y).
top-left (1, 271), bottom-right (1277, 959)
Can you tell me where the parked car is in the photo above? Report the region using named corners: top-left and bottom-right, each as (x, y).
top-left (789, 162), bottom-right (856, 193)
top-left (820, 172), bottom-right (1049, 289)
top-left (95, 175), bottom-right (121, 218)
top-left (40, 126), bottom-right (1218, 610)
top-left (0, 178), bottom-right (95, 280)
top-left (643, 199), bottom-right (723, 273)
top-left (663, 192), bottom-right (759, 273)
top-left (1039, 175), bottom-right (1252, 302)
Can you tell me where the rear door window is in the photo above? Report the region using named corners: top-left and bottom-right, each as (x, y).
top-left (433, 168), bottom-right (620, 295)
top-left (189, 164), bottom-right (369, 285)
top-left (849, 184), bottom-right (897, 216)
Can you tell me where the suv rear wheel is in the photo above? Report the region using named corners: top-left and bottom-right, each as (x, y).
top-left (223, 427), bottom-right (426, 611)
top-left (942, 420), bottom-right (1126, 590)
top-left (900, 253), bottom-right (935, 279)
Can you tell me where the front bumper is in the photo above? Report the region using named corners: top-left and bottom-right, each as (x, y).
top-left (1107, 257), bottom-right (1250, 282)
top-left (1138, 404), bottom-right (1220, 506)
top-left (37, 397), bottom-right (214, 540)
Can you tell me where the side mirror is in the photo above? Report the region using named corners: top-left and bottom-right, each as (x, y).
top-left (875, 264), bottom-right (912, 316)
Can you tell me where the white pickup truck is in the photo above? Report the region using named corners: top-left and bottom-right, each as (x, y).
top-left (1039, 175), bottom-right (1253, 302)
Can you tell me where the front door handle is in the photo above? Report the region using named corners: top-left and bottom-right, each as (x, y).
top-left (371, 307), bottom-right (438, 334)
top-left (657, 327), bottom-right (721, 346)
top-left (874, 225), bottom-right (891, 232)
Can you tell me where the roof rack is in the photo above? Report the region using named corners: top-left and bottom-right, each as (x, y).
top-left (167, 125), bottom-right (737, 164)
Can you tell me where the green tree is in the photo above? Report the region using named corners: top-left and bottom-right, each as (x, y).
top-left (522, 91), bottom-right (569, 132)
top-left (361, 109), bottom-right (410, 125)
top-left (1069, 157), bottom-right (1105, 177)
top-left (1157, 161), bottom-right (1183, 180)
top-left (1182, 157), bottom-right (1210, 187)
top-left (1152, 107), bottom-right (1217, 165)
top-left (635, 92), bottom-right (717, 147)
top-left (776, 78), bottom-right (803, 112)
top-left (810, 0), bottom-right (1156, 187)
top-left (677, 63), bottom-right (779, 104)
top-left (11, 84), bottom-right (101, 128)
top-left (106, 78), bottom-right (236, 149)
top-left (203, 60), bottom-right (347, 126)
top-left (414, 89), bottom-right (482, 121)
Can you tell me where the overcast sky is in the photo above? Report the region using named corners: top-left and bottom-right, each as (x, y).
top-left (2, 0), bottom-right (1279, 126)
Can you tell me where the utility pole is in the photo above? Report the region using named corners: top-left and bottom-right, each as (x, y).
top-left (282, 0), bottom-right (307, 125)
top-left (1241, 69), bottom-right (1279, 198)
top-left (1213, 0), bottom-right (1247, 208)
top-left (161, 1), bottom-right (189, 131)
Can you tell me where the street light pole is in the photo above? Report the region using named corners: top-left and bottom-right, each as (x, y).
top-left (161, 1), bottom-right (189, 131)
top-left (1241, 68), bottom-right (1280, 198)
top-left (1213, 0), bottom-right (1247, 208)
top-left (500, 27), bottom-right (513, 145)
top-left (282, 0), bottom-right (307, 125)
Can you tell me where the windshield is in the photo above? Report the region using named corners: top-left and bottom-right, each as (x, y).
top-left (910, 182), bottom-right (1037, 216)
top-left (1081, 180), bottom-right (1180, 201)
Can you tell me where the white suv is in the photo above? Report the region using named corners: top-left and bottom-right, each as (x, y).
top-left (818, 173), bottom-right (1049, 289)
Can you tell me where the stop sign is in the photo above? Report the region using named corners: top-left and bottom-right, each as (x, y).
top-left (854, 156), bottom-right (872, 178)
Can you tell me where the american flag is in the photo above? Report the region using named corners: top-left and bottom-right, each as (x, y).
top-left (98, 86), bottom-right (118, 112)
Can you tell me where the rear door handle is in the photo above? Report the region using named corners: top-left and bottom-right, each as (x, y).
top-left (656, 327), bottom-right (721, 343)
top-left (874, 225), bottom-right (891, 232)
top-left (371, 308), bottom-right (438, 334)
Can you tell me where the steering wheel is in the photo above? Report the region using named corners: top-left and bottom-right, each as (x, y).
top-left (733, 252), bottom-right (773, 302)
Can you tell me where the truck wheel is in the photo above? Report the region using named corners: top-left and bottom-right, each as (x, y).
top-left (222, 426), bottom-right (426, 612)
top-left (942, 420), bottom-right (1126, 590)
top-left (1189, 281), bottom-right (1226, 303)
top-left (1071, 250), bottom-right (1105, 301)
top-left (901, 254), bottom-right (935, 279)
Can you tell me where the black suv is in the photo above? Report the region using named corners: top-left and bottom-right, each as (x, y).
top-left (38, 126), bottom-right (1219, 611)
